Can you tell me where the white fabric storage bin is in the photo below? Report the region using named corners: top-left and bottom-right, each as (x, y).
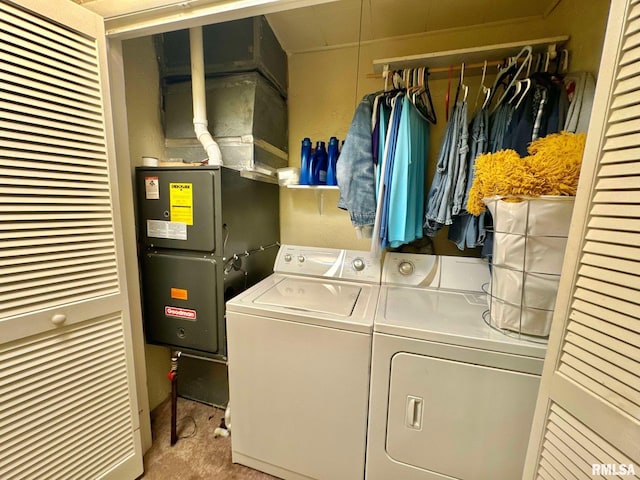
top-left (491, 268), bottom-right (561, 311)
top-left (488, 300), bottom-right (555, 337)
top-left (485, 196), bottom-right (575, 337)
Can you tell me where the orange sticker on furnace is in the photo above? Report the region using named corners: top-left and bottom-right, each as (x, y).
top-left (170, 288), bottom-right (188, 300)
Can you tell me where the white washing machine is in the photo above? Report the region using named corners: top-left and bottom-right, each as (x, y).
top-left (366, 253), bottom-right (547, 480)
top-left (226, 245), bottom-right (381, 480)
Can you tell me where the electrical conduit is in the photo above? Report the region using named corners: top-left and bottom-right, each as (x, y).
top-left (189, 26), bottom-right (223, 166)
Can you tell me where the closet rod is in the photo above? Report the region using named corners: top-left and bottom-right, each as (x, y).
top-left (366, 59), bottom-right (511, 79)
top-left (367, 49), bottom-right (568, 81)
top-left (370, 35), bottom-right (570, 80)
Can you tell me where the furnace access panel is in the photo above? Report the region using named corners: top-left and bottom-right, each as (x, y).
top-left (136, 167), bottom-right (222, 253)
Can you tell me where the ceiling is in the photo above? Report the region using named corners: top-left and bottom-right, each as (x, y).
top-left (72, 0), bottom-right (561, 46)
top-left (265, 0), bottom-right (561, 53)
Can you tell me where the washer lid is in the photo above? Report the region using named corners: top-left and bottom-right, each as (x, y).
top-left (254, 277), bottom-right (361, 316)
top-left (227, 274), bottom-right (378, 334)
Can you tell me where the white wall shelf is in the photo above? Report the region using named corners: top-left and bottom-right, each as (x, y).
top-left (286, 184), bottom-right (339, 215)
top-left (372, 35), bottom-right (570, 79)
top-left (286, 185), bottom-right (339, 190)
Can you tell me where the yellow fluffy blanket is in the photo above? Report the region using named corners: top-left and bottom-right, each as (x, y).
top-left (466, 132), bottom-right (586, 215)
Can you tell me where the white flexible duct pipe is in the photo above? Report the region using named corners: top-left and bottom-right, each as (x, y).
top-left (189, 26), bottom-right (223, 166)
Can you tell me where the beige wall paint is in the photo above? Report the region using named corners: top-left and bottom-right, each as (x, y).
top-left (283, 0), bottom-right (610, 254)
top-left (122, 36), bottom-right (172, 412)
top-left (544, 0), bottom-right (610, 74)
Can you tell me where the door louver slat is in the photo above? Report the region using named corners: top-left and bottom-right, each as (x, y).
top-left (588, 215), bottom-right (640, 231)
top-left (602, 131), bottom-right (640, 149)
top-left (620, 44), bottom-right (640, 66)
top-left (600, 145), bottom-right (640, 162)
top-left (1, 65), bottom-right (102, 106)
top-left (578, 264), bottom-right (640, 290)
top-left (1, 158), bottom-right (108, 177)
top-left (1, 150), bottom-right (106, 168)
top-left (4, 256), bottom-right (116, 280)
top-left (592, 190), bottom-right (640, 203)
top-left (613, 74), bottom-right (640, 94)
top-left (1, 89), bottom-right (104, 123)
top-left (582, 240), bottom-right (640, 261)
top-left (598, 161), bottom-right (640, 176)
top-left (1, 40), bottom-right (99, 85)
top-left (1, 114), bottom-right (105, 142)
top-left (628, 3), bottom-right (640, 21)
top-left (596, 175), bottom-right (640, 190)
top-left (574, 287), bottom-right (640, 320)
top-left (2, 129), bottom-right (107, 153)
top-left (0, 102), bottom-right (102, 132)
top-left (571, 299), bottom-right (640, 334)
top-left (2, 111), bottom-right (104, 139)
top-left (581, 252), bottom-right (640, 274)
top-left (606, 117), bottom-right (640, 135)
top-left (623, 31), bottom-right (640, 52)
top-left (0, 243), bottom-right (114, 262)
top-left (584, 228), bottom-right (640, 246)
top-left (2, 269), bottom-right (119, 300)
top-left (610, 89), bottom-right (640, 109)
top-left (607, 100), bottom-right (640, 121)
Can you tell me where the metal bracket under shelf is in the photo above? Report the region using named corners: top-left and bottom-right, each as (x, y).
top-left (286, 184), bottom-right (339, 215)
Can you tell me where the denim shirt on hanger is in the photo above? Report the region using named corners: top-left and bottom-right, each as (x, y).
top-left (337, 93), bottom-right (379, 236)
top-left (448, 107), bottom-right (489, 250)
top-left (424, 100), bottom-right (469, 235)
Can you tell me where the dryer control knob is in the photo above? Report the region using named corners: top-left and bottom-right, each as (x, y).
top-left (284, 254), bottom-right (292, 262)
top-left (352, 258), bottom-right (365, 271)
top-left (398, 261), bottom-right (414, 276)
top-left (298, 255), bottom-right (305, 263)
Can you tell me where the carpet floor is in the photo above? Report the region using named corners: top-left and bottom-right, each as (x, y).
top-left (140, 397), bottom-right (278, 480)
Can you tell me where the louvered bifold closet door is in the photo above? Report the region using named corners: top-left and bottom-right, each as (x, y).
top-left (0, 1), bottom-right (142, 479)
top-left (524, 0), bottom-right (640, 478)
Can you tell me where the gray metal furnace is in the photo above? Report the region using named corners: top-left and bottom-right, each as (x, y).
top-left (136, 166), bottom-right (279, 406)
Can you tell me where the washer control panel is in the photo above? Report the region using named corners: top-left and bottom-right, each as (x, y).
top-left (275, 245), bottom-right (381, 283)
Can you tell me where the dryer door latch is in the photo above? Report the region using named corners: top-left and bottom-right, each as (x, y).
top-left (405, 395), bottom-right (424, 430)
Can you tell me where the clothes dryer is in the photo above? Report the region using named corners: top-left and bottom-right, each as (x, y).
top-left (226, 245), bottom-right (381, 480)
top-left (366, 253), bottom-right (547, 480)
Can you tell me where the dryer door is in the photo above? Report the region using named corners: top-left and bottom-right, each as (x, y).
top-left (386, 352), bottom-right (540, 480)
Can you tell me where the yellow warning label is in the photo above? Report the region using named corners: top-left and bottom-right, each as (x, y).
top-left (169, 183), bottom-right (193, 225)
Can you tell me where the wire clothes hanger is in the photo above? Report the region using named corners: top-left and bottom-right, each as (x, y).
top-left (475, 60), bottom-right (491, 111)
top-left (406, 66), bottom-right (437, 124)
top-left (453, 62), bottom-right (469, 105)
top-left (490, 45), bottom-right (533, 111)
